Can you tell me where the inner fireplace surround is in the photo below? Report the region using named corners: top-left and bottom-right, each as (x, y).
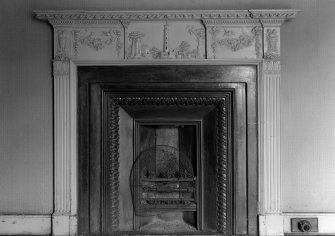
top-left (77, 65), bottom-right (257, 235)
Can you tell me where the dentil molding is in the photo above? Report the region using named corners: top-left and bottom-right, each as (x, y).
top-left (35, 9), bottom-right (298, 22)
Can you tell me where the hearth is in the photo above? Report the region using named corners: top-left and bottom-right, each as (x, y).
top-left (78, 65), bottom-right (257, 235)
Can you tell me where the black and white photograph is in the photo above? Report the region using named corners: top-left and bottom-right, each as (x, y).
top-left (0, 1), bottom-right (334, 235)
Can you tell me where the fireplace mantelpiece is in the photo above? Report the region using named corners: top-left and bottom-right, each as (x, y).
top-left (35, 9), bottom-right (298, 236)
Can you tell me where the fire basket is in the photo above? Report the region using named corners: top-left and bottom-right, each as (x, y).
top-left (130, 145), bottom-right (197, 216)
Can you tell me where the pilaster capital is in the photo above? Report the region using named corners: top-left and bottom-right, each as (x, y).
top-left (263, 60), bottom-right (281, 75)
top-left (53, 60), bottom-right (70, 77)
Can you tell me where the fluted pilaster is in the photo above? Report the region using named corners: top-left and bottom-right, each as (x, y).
top-left (52, 60), bottom-right (72, 235)
top-left (259, 21), bottom-right (282, 215)
top-left (260, 59), bottom-right (281, 214)
top-left (258, 23), bottom-right (283, 236)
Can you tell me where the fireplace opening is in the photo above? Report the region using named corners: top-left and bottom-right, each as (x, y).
top-left (131, 124), bottom-right (199, 232)
top-left (117, 103), bottom-right (218, 233)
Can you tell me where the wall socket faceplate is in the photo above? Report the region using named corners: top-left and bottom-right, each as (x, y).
top-left (291, 218), bottom-right (318, 233)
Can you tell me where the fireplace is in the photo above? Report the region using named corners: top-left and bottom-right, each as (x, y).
top-left (35, 9), bottom-right (298, 236)
top-left (78, 65), bottom-right (257, 235)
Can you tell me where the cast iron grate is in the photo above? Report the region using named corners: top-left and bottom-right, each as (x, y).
top-left (130, 145), bottom-right (197, 215)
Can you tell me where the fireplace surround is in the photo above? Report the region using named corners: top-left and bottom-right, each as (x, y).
top-left (35, 9), bottom-right (298, 236)
top-left (77, 65), bottom-right (256, 235)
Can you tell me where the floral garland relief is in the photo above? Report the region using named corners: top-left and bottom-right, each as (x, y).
top-left (71, 29), bottom-right (122, 58)
top-left (209, 27), bottom-right (260, 58)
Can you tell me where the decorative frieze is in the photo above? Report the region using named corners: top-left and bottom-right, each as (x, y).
top-left (35, 9), bottom-right (298, 61)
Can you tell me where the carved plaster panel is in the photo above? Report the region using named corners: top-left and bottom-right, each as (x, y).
top-left (71, 28), bottom-right (124, 60)
top-left (126, 21), bottom-right (205, 60)
top-left (126, 21), bottom-right (165, 59)
top-left (54, 29), bottom-right (70, 60)
top-left (264, 28), bottom-right (280, 60)
top-left (207, 26), bottom-right (262, 59)
top-left (168, 21), bottom-right (205, 59)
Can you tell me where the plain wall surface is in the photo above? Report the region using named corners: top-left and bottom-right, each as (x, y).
top-left (281, 0), bottom-right (335, 212)
top-left (0, 0), bottom-right (334, 214)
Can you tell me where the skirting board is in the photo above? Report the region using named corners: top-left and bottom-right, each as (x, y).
top-left (1, 213), bottom-right (334, 235)
top-left (260, 213), bottom-right (335, 236)
top-left (259, 214), bottom-right (284, 236)
top-left (0, 215), bottom-right (51, 235)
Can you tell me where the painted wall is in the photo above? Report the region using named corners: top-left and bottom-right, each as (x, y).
top-left (281, 0), bottom-right (335, 212)
top-left (0, 0), bottom-right (334, 214)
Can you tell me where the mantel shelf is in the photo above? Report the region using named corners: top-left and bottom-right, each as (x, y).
top-left (35, 9), bottom-right (299, 21)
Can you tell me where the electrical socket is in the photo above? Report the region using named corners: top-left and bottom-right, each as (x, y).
top-left (291, 218), bottom-right (318, 233)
